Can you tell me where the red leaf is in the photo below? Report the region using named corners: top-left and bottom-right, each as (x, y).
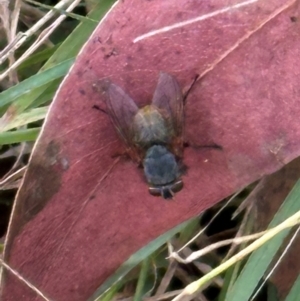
top-left (2, 0), bottom-right (300, 300)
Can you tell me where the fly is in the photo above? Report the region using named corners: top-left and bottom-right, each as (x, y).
top-left (104, 72), bottom-right (185, 199)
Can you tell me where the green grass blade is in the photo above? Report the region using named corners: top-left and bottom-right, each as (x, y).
top-left (0, 59), bottom-right (74, 109)
top-left (0, 107), bottom-right (48, 132)
top-left (0, 0), bottom-right (116, 115)
top-left (134, 257), bottom-right (151, 301)
top-left (225, 180), bottom-right (300, 301)
top-left (41, 0), bottom-right (116, 70)
top-left (88, 219), bottom-right (192, 301)
top-left (0, 128), bottom-right (40, 144)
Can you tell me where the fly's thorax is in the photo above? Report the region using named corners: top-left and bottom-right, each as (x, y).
top-left (132, 105), bottom-right (172, 148)
top-left (143, 145), bottom-right (180, 186)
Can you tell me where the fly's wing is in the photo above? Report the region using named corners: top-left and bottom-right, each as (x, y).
top-left (105, 83), bottom-right (141, 161)
top-left (152, 72), bottom-right (184, 156)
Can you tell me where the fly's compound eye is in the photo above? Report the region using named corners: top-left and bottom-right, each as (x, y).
top-left (148, 186), bottom-right (162, 197)
top-left (148, 186), bottom-right (173, 199)
top-left (170, 180), bottom-right (183, 193)
top-left (148, 179), bottom-right (183, 199)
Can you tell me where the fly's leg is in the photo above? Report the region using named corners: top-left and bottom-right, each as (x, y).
top-left (184, 141), bottom-right (223, 151)
top-left (92, 104), bottom-right (107, 114)
top-left (183, 74), bottom-right (199, 104)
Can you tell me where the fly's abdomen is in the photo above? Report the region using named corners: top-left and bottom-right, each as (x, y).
top-left (133, 105), bottom-right (170, 147)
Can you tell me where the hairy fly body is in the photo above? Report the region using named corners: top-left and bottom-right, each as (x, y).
top-left (104, 72), bottom-right (185, 199)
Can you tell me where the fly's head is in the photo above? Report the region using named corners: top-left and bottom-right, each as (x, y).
top-left (143, 145), bottom-right (183, 199)
top-left (148, 180), bottom-right (183, 199)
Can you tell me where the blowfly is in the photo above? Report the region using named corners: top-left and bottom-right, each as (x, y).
top-left (104, 72), bottom-right (185, 199)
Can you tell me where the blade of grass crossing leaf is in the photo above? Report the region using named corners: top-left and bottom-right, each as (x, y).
top-left (88, 219), bottom-right (192, 301)
top-left (0, 128), bottom-right (40, 144)
top-left (172, 212), bottom-right (300, 301)
top-left (225, 180), bottom-right (300, 301)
